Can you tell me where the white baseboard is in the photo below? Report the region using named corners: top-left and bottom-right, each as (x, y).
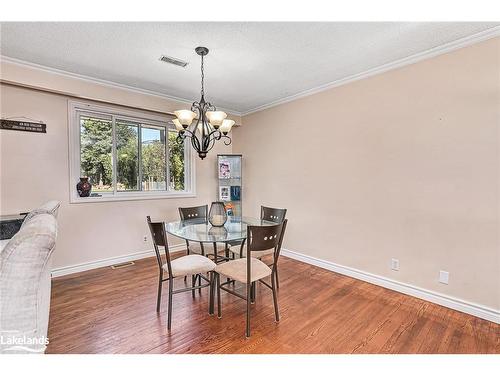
top-left (51, 243), bottom-right (186, 278)
top-left (281, 249), bottom-right (500, 324)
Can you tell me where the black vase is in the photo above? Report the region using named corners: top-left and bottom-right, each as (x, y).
top-left (209, 202), bottom-right (227, 227)
top-left (76, 177), bottom-right (92, 197)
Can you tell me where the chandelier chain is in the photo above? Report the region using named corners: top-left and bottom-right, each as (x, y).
top-left (200, 54), bottom-right (205, 98)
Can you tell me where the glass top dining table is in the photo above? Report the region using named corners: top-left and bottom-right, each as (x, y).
top-left (165, 216), bottom-right (276, 244)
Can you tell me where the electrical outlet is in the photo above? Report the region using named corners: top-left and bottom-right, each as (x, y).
top-left (439, 270), bottom-right (449, 284)
top-left (391, 258), bottom-right (400, 271)
top-left (143, 235), bottom-right (148, 243)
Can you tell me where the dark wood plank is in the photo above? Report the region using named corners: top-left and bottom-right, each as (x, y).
top-left (46, 254), bottom-right (499, 354)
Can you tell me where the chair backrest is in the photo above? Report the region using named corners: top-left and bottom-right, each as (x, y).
top-left (246, 220), bottom-right (288, 280)
top-left (261, 206), bottom-right (287, 224)
top-left (178, 205), bottom-right (208, 220)
top-left (146, 216), bottom-right (172, 276)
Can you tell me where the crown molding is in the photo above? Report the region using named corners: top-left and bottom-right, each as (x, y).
top-left (0, 55), bottom-right (242, 117)
top-left (241, 26), bottom-right (500, 116)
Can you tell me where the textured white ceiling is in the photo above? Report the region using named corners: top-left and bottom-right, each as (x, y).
top-left (1, 22), bottom-right (498, 114)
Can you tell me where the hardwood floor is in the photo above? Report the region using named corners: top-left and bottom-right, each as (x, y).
top-left (47, 253), bottom-right (499, 354)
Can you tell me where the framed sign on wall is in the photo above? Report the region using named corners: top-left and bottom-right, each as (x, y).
top-left (0, 118), bottom-right (46, 133)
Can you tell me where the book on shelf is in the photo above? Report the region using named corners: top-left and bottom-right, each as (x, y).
top-left (219, 186), bottom-right (230, 201)
top-left (218, 160), bottom-right (231, 179)
top-left (230, 185), bottom-right (241, 201)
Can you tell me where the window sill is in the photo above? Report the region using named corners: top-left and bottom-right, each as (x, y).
top-left (69, 191), bottom-right (196, 204)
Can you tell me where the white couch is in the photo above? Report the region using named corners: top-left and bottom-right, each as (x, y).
top-left (0, 201), bottom-right (59, 354)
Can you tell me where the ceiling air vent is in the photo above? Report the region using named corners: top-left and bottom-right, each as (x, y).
top-left (159, 55), bottom-right (188, 68)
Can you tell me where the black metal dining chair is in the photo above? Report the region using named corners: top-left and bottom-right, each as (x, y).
top-left (178, 205), bottom-right (209, 256)
top-left (229, 206), bottom-right (287, 287)
top-left (147, 216), bottom-right (216, 330)
top-left (179, 204), bottom-right (230, 289)
top-left (215, 220), bottom-right (288, 337)
top-left (261, 206), bottom-right (288, 224)
top-left (179, 204), bottom-right (231, 262)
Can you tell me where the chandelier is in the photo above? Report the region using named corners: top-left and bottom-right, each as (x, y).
top-left (173, 46), bottom-right (234, 160)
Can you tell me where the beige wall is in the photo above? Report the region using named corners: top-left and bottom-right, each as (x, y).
top-left (233, 38), bottom-right (500, 310)
top-left (0, 65), bottom-right (232, 269)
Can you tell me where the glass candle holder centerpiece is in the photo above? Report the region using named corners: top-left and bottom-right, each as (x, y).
top-left (209, 202), bottom-right (227, 227)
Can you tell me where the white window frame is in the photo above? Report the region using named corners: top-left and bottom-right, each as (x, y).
top-left (68, 100), bottom-right (196, 203)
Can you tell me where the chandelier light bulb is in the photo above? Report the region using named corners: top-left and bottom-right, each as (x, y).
top-left (174, 110), bottom-right (196, 128)
top-left (206, 111), bottom-right (227, 129)
top-left (219, 119), bottom-right (235, 135)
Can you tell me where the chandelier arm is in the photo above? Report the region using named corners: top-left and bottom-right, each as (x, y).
top-left (201, 126), bottom-right (212, 150)
top-left (176, 134), bottom-right (184, 144)
top-left (180, 129), bottom-right (195, 138)
top-left (191, 102), bottom-right (200, 113)
top-left (189, 103), bottom-right (202, 130)
top-left (204, 128), bottom-right (222, 141)
top-left (220, 134), bottom-right (232, 146)
top-left (203, 134), bottom-right (217, 153)
top-left (190, 133), bottom-right (201, 152)
top-left (205, 101), bottom-right (216, 111)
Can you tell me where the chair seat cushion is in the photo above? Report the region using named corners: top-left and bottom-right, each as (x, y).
top-left (163, 254), bottom-right (216, 277)
top-left (187, 241), bottom-right (226, 255)
top-left (228, 244), bottom-right (274, 259)
top-left (215, 258), bottom-right (272, 284)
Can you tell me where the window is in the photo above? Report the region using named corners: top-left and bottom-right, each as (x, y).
top-left (116, 120), bottom-right (139, 191)
top-left (69, 101), bottom-right (194, 202)
top-left (141, 126), bottom-right (166, 191)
